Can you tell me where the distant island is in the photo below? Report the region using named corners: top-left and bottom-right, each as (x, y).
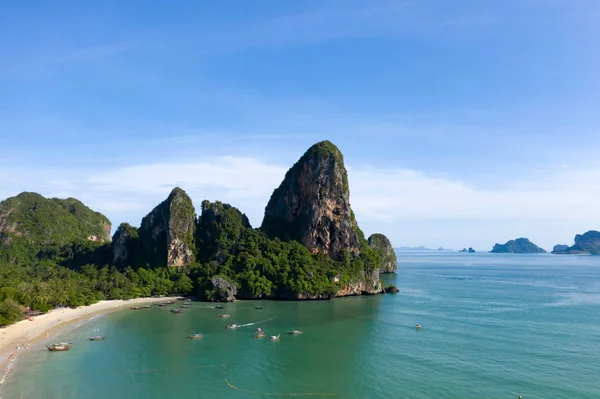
top-left (396, 246), bottom-right (453, 251)
top-left (490, 238), bottom-right (546, 253)
top-left (459, 247), bottom-right (476, 253)
top-left (552, 231), bottom-right (600, 255)
top-left (0, 141), bottom-right (397, 326)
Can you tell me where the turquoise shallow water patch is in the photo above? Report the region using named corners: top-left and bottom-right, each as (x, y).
top-left (3, 252), bottom-right (600, 399)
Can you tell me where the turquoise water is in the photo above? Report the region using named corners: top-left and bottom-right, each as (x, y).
top-left (3, 253), bottom-right (600, 399)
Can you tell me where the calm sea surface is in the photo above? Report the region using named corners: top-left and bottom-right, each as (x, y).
top-left (3, 252), bottom-right (600, 399)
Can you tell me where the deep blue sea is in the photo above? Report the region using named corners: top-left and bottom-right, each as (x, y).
top-left (3, 252), bottom-right (600, 399)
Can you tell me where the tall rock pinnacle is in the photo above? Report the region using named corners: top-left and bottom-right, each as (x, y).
top-left (261, 140), bottom-right (361, 260)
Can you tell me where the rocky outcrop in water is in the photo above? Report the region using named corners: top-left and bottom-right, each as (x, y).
top-left (490, 238), bottom-right (546, 253)
top-left (368, 233), bottom-right (397, 273)
top-left (552, 231), bottom-right (600, 255)
top-left (138, 187), bottom-right (196, 268)
top-left (208, 276), bottom-right (237, 302)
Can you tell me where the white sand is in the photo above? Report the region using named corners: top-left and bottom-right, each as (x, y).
top-left (0, 297), bottom-right (180, 374)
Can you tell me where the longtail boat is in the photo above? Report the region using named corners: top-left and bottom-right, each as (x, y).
top-left (218, 314), bottom-right (230, 318)
top-left (188, 333), bottom-right (203, 339)
top-left (287, 329), bottom-right (303, 335)
top-left (170, 309), bottom-right (183, 314)
top-left (268, 334), bottom-right (280, 341)
top-left (88, 336), bottom-right (106, 341)
top-left (47, 344), bottom-right (70, 351)
top-left (254, 332), bottom-right (266, 339)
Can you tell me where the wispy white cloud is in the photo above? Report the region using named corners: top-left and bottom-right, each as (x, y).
top-left (1, 155), bottom-right (598, 251)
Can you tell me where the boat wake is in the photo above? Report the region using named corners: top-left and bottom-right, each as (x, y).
top-left (239, 317), bottom-right (276, 328)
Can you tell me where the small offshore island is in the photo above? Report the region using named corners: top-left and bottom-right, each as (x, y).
top-left (0, 141), bottom-right (397, 326)
top-left (490, 238), bottom-right (546, 253)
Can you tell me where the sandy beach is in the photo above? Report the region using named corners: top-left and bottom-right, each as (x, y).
top-left (0, 297), bottom-right (181, 376)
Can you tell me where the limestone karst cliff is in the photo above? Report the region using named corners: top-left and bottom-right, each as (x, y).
top-left (368, 234), bottom-right (397, 273)
top-left (552, 231), bottom-right (600, 255)
top-left (138, 187), bottom-right (196, 268)
top-left (261, 140), bottom-right (361, 260)
top-left (261, 140), bottom-right (383, 295)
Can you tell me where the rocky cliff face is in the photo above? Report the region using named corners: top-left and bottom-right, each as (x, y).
top-left (553, 231), bottom-right (600, 255)
top-left (261, 140), bottom-right (382, 295)
top-left (138, 187), bottom-right (196, 268)
top-left (490, 238), bottom-right (546, 253)
top-left (261, 140), bottom-right (361, 260)
top-left (111, 223), bottom-right (139, 267)
top-left (0, 192), bottom-right (111, 249)
top-left (368, 233), bottom-right (397, 273)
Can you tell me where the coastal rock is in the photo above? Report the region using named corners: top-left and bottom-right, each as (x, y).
top-left (209, 276), bottom-right (237, 302)
top-left (368, 233), bottom-right (397, 273)
top-left (490, 238), bottom-right (546, 253)
top-left (261, 140), bottom-right (361, 260)
top-left (111, 223), bottom-right (139, 267)
top-left (553, 231), bottom-right (600, 255)
top-left (468, 247), bottom-right (476, 253)
top-left (552, 244), bottom-right (570, 254)
top-left (138, 187), bottom-right (196, 268)
top-left (336, 267), bottom-right (382, 296)
top-left (385, 284), bottom-right (399, 294)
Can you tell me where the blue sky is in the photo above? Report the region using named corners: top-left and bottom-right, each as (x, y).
top-left (1, 0), bottom-right (600, 251)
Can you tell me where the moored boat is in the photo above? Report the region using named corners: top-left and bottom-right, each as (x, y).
top-left (171, 309), bottom-right (183, 314)
top-left (254, 331), bottom-right (266, 339)
top-left (416, 323), bottom-right (422, 329)
top-left (47, 344), bottom-right (70, 351)
top-left (131, 306), bottom-right (142, 310)
top-left (88, 336), bottom-right (106, 341)
top-left (255, 306), bottom-right (262, 310)
top-left (188, 333), bottom-right (203, 339)
top-left (215, 305), bottom-right (225, 309)
top-left (287, 329), bottom-right (303, 335)
top-left (268, 334), bottom-right (280, 341)
top-left (142, 305), bottom-right (152, 309)
top-left (218, 314), bottom-right (230, 318)
top-left (180, 304), bottom-right (190, 308)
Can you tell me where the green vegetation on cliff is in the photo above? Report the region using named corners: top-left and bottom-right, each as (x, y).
top-left (0, 140), bottom-right (390, 324)
top-left (0, 192), bottom-right (111, 263)
top-left (368, 233), bottom-right (397, 273)
top-left (490, 238), bottom-right (546, 253)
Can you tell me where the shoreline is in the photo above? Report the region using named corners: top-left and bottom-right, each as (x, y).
top-left (0, 296), bottom-right (181, 380)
